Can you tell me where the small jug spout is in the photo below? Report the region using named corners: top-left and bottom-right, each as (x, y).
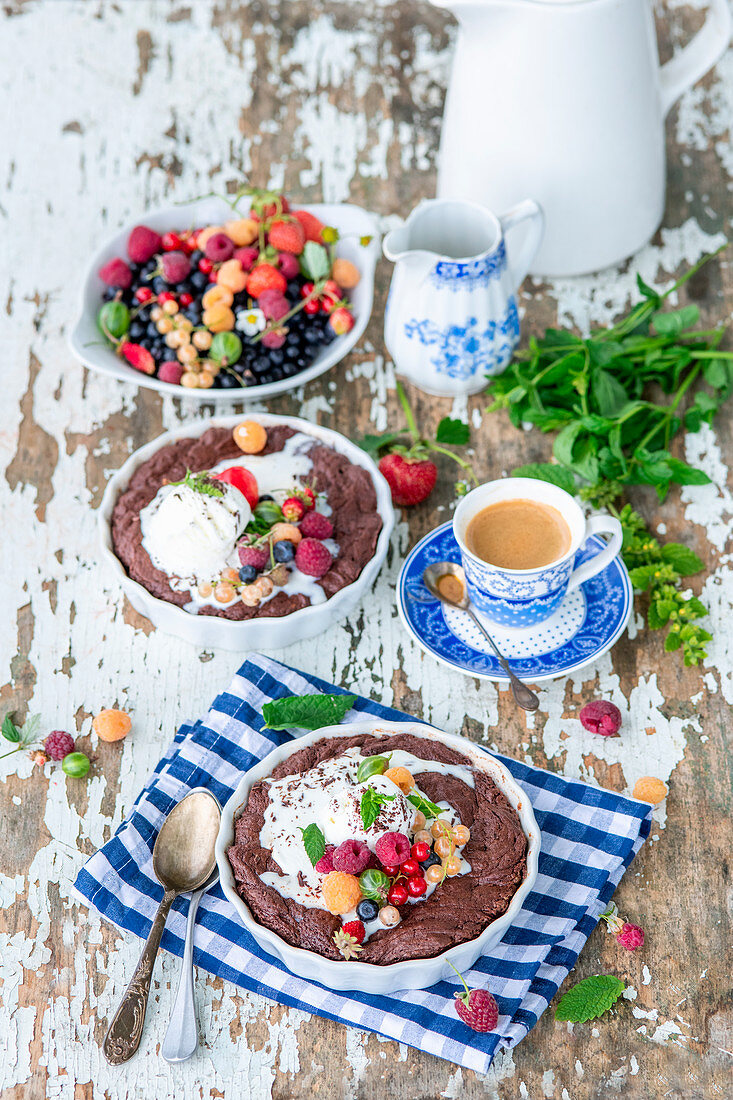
top-left (382, 226), bottom-right (435, 272)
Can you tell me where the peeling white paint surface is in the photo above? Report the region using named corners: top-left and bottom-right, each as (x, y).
top-left (1, 0), bottom-right (732, 1098)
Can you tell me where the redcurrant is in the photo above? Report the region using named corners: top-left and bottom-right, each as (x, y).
top-left (411, 842), bottom-right (430, 863)
top-left (303, 299), bottom-right (321, 315)
top-left (400, 858), bottom-right (420, 877)
top-left (198, 257), bottom-right (214, 273)
top-left (162, 232), bottom-right (183, 251)
top-left (300, 282), bottom-right (315, 299)
top-left (381, 864), bottom-right (400, 877)
top-left (387, 883), bottom-right (408, 907)
top-left (407, 875), bottom-right (427, 898)
top-left (179, 292), bottom-right (194, 307)
top-left (134, 286), bottom-right (153, 303)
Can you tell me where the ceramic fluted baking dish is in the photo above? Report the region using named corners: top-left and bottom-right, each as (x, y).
top-left (69, 198), bottom-right (379, 401)
top-left (215, 719), bottom-right (540, 993)
top-left (98, 414), bottom-right (394, 651)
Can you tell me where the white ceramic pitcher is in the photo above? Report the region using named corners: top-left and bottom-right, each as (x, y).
top-left (434, 0), bottom-right (731, 276)
top-left (382, 198), bottom-right (543, 396)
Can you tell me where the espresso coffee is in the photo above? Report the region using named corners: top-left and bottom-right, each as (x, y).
top-left (465, 498), bottom-right (571, 570)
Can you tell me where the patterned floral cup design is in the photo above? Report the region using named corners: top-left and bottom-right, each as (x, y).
top-left (383, 198), bottom-right (543, 396)
top-left (453, 478), bottom-right (623, 628)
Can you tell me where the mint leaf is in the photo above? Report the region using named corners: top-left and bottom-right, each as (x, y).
top-left (262, 693), bottom-right (357, 731)
top-left (299, 823), bottom-right (326, 866)
top-left (171, 469), bottom-right (225, 499)
top-left (512, 463), bottom-right (577, 495)
top-left (435, 417), bottom-right (470, 446)
top-left (660, 543), bottom-right (705, 576)
top-left (360, 788), bottom-right (395, 830)
top-left (555, 975), bottom-right (626, 1023)
top-left (19, 714), bottom-right (41, 747)
top-left (407, 791), bottom-right (443, 820)
top-left (652, 304), bottom-right (700, 336)
top-left (300, 241), bottom-right (330, 282)
top-left (358, 432), bottom-right (401, 458)
top-left (2, 714), bottom-right (20, 743)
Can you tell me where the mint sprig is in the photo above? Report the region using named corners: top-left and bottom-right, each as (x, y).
top-left (1, 713), bottom-right (42, 760)
top-left (407, 791), bottom-right (443, 820)
top-left (299, 823), bottom-right (326, 867)
top-left (554, 975), bottom-right (626, 1023)
top-left (170, 469), bottom-right (225, 499)
top-left (261, 693), bottom-right (357, 731)
top-left (360, 788), bottom-right (396, 830)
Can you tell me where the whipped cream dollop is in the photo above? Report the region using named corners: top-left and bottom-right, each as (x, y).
top-left (139, 479), bottom-right (250, 587)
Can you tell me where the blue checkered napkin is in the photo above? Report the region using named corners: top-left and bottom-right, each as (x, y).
top-left (73, 655), bottom-right (652, 1074)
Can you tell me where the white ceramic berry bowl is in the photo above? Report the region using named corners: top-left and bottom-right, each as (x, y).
top-left (69, 198), bottom-right (379, 401)
top-left (98, 413), bottom-right (394, 651)
top-left (215, 719), bottom-right (540, 993)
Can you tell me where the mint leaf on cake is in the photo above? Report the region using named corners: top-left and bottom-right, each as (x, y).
top-left (299, 823), bottom-right (326, 867)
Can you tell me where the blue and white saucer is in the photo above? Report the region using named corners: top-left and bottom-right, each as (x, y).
top-left (397, 523), bottom-right (633, 683)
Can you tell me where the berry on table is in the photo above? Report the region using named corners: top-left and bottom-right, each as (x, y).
top-left (632, 776), bottom-right (668, 804)
top-left (617, 922), bottom-right (645, 950)
top-left (299, 511), bottom-right (333, 539)
top-left (233, 420), bottom-right (268, 455)
top-left (375, 831), bottom-right (411, 867)
top-left (92, 708), bottom-right (131, 742)
top-left (451, 964), bottom-right (499, 1032)
top-left (384, 766), bottom-right (415, 794)
top-left (379, 452), bottom-right (438, 507)
top-left (579, 700), bottom-right (623, 737)
top-left (321, 871), bottom-right (362, 915)
top-left (294, 538), bottom-right (333, 578)
top-left (387, 884), bottom-right (408, 907)
top-left (44, 730), bottom-right (75, 761)
top-left (99, 257), bottom-right (132, 289)
top-left (411, 841), bottom-right (430, 863)
top-left (331, 257), bottom-right (361, 289)
top-left (282, 497), bottom-right (305, 522)
top-left (127, 225), bottom-right (162, 263)
top-left (62, 752), bottom-right (91, 778)
top-left (356, 898), bottom-right (379, 923)
top-left (407, 875), bottom-right (427, 898)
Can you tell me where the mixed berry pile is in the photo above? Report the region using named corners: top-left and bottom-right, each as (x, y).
top-left (96, 188), bottom-right (361, 391)
top-left (308, 759), bottom-right (471, 959)
top-left (191, 421), bottom-right (336, 609)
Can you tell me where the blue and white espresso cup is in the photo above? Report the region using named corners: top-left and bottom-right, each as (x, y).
top-left (453, 478), bottom-right (623, 628)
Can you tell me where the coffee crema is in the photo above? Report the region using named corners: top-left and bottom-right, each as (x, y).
top-left (464, 498), bottom-right (571, 570)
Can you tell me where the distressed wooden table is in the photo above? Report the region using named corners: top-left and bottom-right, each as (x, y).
top-left (2, 1), bottom-right (732, 1097)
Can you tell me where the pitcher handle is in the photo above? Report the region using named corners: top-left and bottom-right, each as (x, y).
top-left (659, 0), bottom-right (731, 117)
top-left (499, 200), bottom-right (544, 292)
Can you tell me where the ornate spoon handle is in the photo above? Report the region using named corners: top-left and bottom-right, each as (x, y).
top-left (103, 889), bottom-right (176, 1065)
top-left (466, 609), bottom-right (540, 712)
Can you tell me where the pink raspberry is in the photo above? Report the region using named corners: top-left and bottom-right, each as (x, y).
top-left (238, 544), bottom-right (268, 570)
top-left (315, 844), bottom-right (335, 874)
top-left (299, 511), bottom-right (333, 539)
top-left (127, 225), bottom-right (162, 264)
top-left (258, 289), bottom-right (290, 321)
top-left (161, 250), bottom-right (191, 284)
top-left (205, 232), bottom-right (235, 263)
top-left (261, 330), bottom-right (286, 349)
top-left (332, 839), bottom-right (371, 874)
top-left (295, 537), bottom-right (333, 578)
top-left (234, 246), bottom-right (258, 271)
top-left (98, 257), bottom-right (132, 289)
top-left (44, 730), bottom-right (75, 761)
top-left (277, 251), bottom-right (300, 279)
top-left (616, 922), bottom-right (644, 950)
top-left (375, 831), bottom-right (411, 867)
top-left (579, 700), bottom-right (622, 737)
top-left (158, 360), bottom-right (184, 386)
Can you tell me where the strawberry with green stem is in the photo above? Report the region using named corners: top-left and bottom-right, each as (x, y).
top-left (360, 380), bottom-right (477, 506)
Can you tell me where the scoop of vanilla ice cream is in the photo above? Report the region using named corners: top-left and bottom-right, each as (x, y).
top-left (324, 774), bottom-right (414, 846)
top-left (139, 479), bottom-right (250, 585)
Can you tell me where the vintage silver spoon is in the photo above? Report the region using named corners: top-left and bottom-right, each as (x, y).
top-left (161, 866), bottom-right (219, 1064)
top-left (103, 788), bottom-right (221, 1065)
top-left (423, 562), bottom-right (540, 712)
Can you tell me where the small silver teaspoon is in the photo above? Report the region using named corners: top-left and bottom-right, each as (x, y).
top-left (423, 562), bottom-right (540, 712)
top-left (103, 788), bottom-right (221, 1065)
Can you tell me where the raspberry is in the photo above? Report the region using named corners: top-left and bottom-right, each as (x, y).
top-left (158, 360), bottom-right (184, 386)
top-left (204, 232), bottom-right (235, 263)
top-left (379, 452), bottom-right (437, 507)
top-left (92, 708), bottom-right (131, 742)
top-left (262, 330), bottom-right (286, 349)
top-left (384, 766), bottom-right (415, 794)
top-left (375, 831), bottom-right (411, 867)
top-left (617, 922), bottom-right (645, 950)
top-left (234, 246), bottom-right (259, 272)
top-left (299, 511), bottom-right (333, 539)
top-left (454, 986), bottom-right (499, 1032)
top-left (295, 538), bottom-right (333, 578)
top-left (293, 209), bottom-right (326, 243)
top-left (632, 776), bottom-right (668, 804)
top-left (246, 263), bottom-right (287, 299)
top-left (44, 730), bottom-right (75, 761)
top-left (268, 218), bottom-right (305, 255)
top-left (315, 844), bottom-right (335, 874)
top-left (127, 225), bottom-right (162, 264)
top-left (99, 257), bottom-right (132, 289)
top-left (282, 497), bottom-right (305, 522)
top-left (161, 250), bottom-right (191, 284)
top-left (321, 871), bottom-right (361, 915)
top-left (579, 700), bottom-right (623, 737)
top-left (238, 544), bottom-right (268, 571)
top-left (341, 920), bottom-right (365, 945)
top-left (332, 839), bottom-right (371, 874)
top-left (258, 289), bottom-right (290, 322)
top-left (277, 252), bottom-right (300, 279)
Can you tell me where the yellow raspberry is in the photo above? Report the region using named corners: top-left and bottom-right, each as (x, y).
top-left (321, 872), bottom-right (361, 915)
top-left (233, 420), bottom-right (268, 455)
top-left (384, 766), bottom-right (415, 794)
top-left (202, 285), bottom-right (234, 310)
top-left (93, 708), bottom-right (131, 743)
top-left (632, 776), bottom-right (668, 804)
top-left (224, 217), bottom-right (258, 247)
top-left (217, 259), bottom-right (248, 293)
top-left (270, 522), bottom-right (302, 546)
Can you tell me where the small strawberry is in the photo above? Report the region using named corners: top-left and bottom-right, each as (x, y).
top-left (378, 452), bottom-right (437, 506)
top-left (328, 307), bottom-right (355, 335)
top-left (293, 209), bottom-right (326, 243)
top-left (99, 257), bottom-right (132, 289)
top-left (119, 342), bottom-right (155, 375)
top-left (246, 263), bottom-right (287, 299)
top-left (450, 963), bottom-right (499, 1033)
top-left (268, 218), bottom-right (305, 255)
top-left (333, 925), bottom-right (364, 959)
top-left (341, 920), bottom-right (365, 945)
top-left (282, 496), bottom-right (305, 522)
